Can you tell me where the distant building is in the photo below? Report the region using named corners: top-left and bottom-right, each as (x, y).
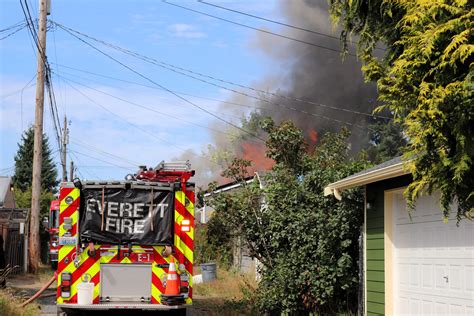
top-left (0, 176), bottom-right (16, 208)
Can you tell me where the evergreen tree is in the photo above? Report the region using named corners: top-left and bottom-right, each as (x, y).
top-left (329, 0), bottom-right (473, 219)
top-left (13, 126), bottom-right (59, 193)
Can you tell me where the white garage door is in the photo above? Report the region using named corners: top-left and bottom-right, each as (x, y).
top-left (392, 192), bottom-right (474, 315)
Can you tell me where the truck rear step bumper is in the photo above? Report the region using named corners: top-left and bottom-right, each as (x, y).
top-left (57, 303), bottom-right (187, 310)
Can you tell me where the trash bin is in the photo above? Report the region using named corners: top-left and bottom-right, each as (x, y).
top-left (200, 263), bottom-right (217, 282)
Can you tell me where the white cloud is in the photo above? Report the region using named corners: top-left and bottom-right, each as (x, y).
top-left (168, 24), bottom-right (206, 39)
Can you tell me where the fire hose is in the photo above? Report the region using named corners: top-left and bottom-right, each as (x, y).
top-left (19, 272), bottom-right (57, 307)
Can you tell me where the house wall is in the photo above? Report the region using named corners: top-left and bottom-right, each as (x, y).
top-left (365, 175), bottom-right (411, 315)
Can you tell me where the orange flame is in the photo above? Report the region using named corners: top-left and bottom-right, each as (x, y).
top-left (307, 129), bottom-right (318, 154)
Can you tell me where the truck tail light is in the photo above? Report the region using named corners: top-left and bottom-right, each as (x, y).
top-left (180, 272), bottom-right (190, 294)
top-left (181, 219), bottom-right (190, 232)
top-left (61, 272), bottom-right (72, 298)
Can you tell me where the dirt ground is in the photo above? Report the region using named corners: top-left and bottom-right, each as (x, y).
top-left (6, 272), bottom-right (251, 316)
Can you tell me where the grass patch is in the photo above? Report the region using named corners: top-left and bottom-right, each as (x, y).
top-left (0, 289), bottom-right (39, 316)
top-left (194, 268), bottom-right (255, 299)
top-left (193, 267), bottom-right (257, 315)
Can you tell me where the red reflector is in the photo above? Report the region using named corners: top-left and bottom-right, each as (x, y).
top-left (181, 281), bottom-right (189, 287)
top-left (62, 280), bottom-right (71, 286)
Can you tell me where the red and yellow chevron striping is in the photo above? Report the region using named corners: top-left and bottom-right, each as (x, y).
top-left (57, 188), bottom-right (195, 306)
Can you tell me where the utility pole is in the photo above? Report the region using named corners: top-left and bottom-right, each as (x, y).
top-left (61, 115), bottom-right (68, 181)
top-left (70, 160), bottom-right (74, 181)
top-left (29, 0), bottom-right (48, 273)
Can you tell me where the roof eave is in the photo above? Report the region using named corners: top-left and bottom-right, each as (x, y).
top-left (324, 161), bottom-right (409, 200)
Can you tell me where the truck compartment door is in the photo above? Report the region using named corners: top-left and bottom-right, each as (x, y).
top-left (100, 264), bottom-right (152, 302)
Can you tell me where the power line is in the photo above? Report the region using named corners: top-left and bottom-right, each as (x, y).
top-left (51, 22), bottom-right (387, 121)
top-left (58, 66), bottom-right (366, 130)
top-left (146, 63), bottom-right (373, 130)
top-left (162, 0), bottom-right (356, 56)
top-left (69, 150), bottom-right (136, 171)
top-left (0, 74), bottom-right (36, 100)
top-left (61, 78), bottom-right (218, 164)
top-left (0, 21), bottom-right (26, 32)
top-left (69, 152), bottom-right (98, 179)
top-left (52, 63), bottom-right (258, 112)
top-left (62, 79), bottom-right (176, 148)
top-left (75, 165), bottom-right (135, 169)
top-left (0, 166), bottom-right (15, 174)
top-left (197, 0), bottom-right (386, 52)
top-left (54, 23), bottom-right (265, 142)
top-left (0, 23), bottom-right (27, 40)
top-left (20, 0), bottom-right (41, 56)
top-left (20, 0), bottom-right (64, 153)
top-left (55, 67), bottom-right (368, 131)
top-left (54, 72), bottom-right (241, 137)
top-left (93, 52), bottom-right (371, 130)
top-left (50, 8), bottom-right (68, 121)
top-left (45, 71), bottom-right (63, 153)
top-left (70, 138), bottom-right (141, 167)
top-left (55, 69), bottom-right (243, 121)
top-left (200, 0), bottom-right (340, 40)
top-left (53, 64), bottom-right (379, 125)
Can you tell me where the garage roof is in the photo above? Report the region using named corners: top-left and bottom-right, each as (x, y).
top-left (324, 156), bottom-right (409, 200)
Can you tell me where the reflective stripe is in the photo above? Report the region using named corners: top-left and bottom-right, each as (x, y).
top-left (174, 190), bottom-right (194, 304)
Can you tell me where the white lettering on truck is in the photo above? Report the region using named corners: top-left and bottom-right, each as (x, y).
top-left (85, 199), bottom-right (168, 234)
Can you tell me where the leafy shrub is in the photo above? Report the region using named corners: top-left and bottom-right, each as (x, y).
top-left (194, 216), bottom-right (233, 268)
top-left (209, 120), bottom-right (371, 314)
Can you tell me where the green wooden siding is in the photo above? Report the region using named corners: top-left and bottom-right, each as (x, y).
top-left (366, 181), bottom-right (385, 314)
top-left (365, 175), bottom-right (411, 315)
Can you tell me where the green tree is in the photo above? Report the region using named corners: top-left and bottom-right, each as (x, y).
top-left (329, 0), bottom-right (473, 219)
top-left (209, 119), bottom-right (371, 313)
top-left (13, 126), bottom-right (59, 193)
top-left (13, 126), bottom-right (58, 260)
top-left (15, 188), bottom-right (54, 222)
top-left (367, 120), bottom-right (407, 163)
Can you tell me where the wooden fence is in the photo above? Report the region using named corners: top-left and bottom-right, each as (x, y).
top-left (0, 208), bottom-right (29, 274)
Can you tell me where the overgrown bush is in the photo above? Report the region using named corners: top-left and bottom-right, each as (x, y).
top-left (209, 119), bottom-right (371, 314)
top-left (194, 216), bottom-right (233, 268)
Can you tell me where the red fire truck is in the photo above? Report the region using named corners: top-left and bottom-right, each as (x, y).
top-left (56, 161), bottom-right (194, 314)
top-left (48, 200), bottom-right (60, 270)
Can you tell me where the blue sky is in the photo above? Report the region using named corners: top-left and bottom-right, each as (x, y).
top-left (0, 0), bottom-right (281, 182)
